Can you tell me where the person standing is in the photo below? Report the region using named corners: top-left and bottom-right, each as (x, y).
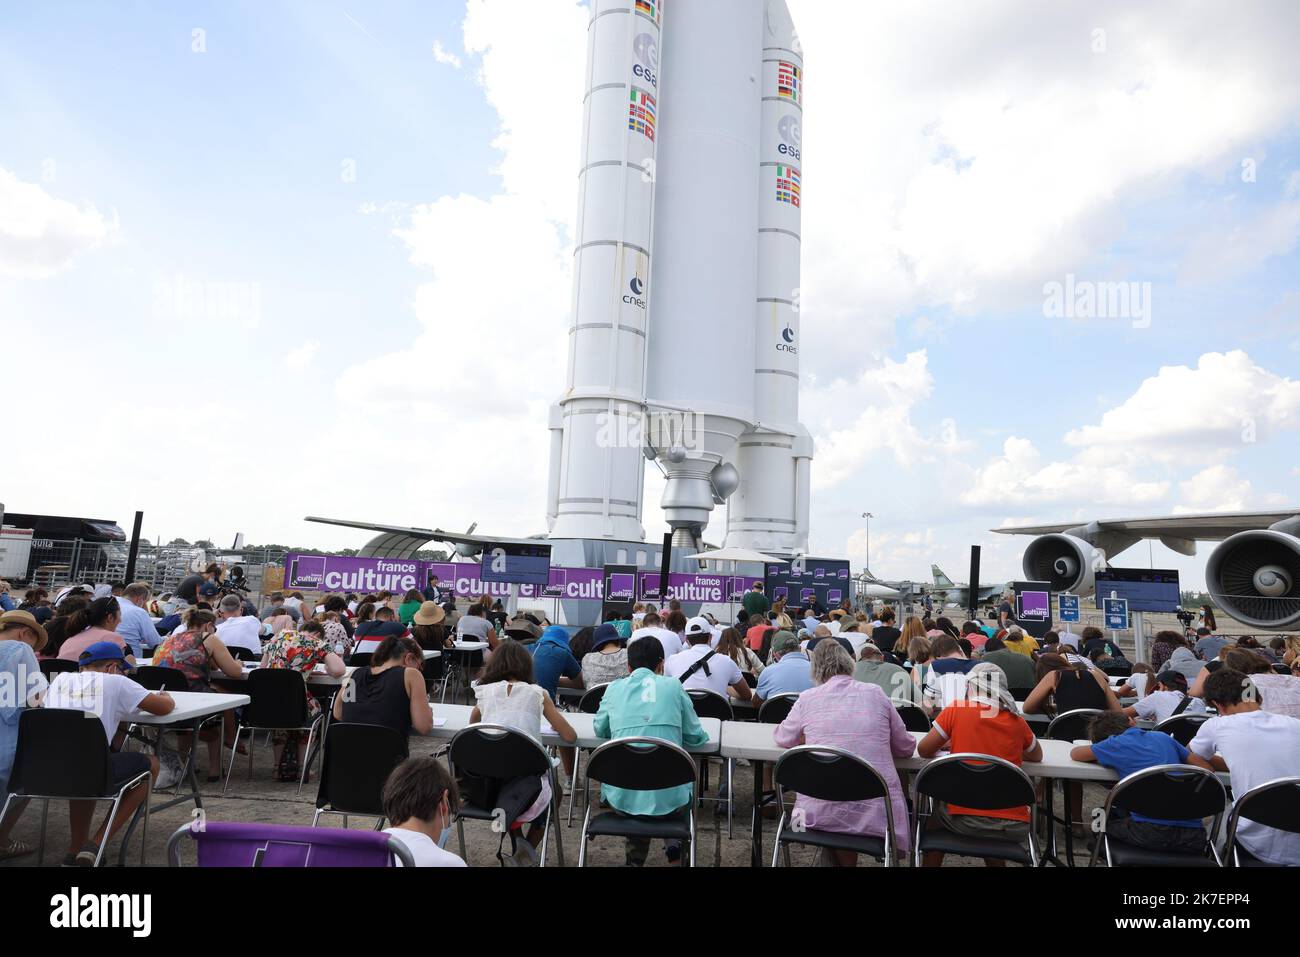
top-left (741, 582), bottom-right (770, 622)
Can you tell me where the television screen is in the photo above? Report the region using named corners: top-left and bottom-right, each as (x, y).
top-left (1093, 568), bottom-right (1181, 613)
top-left (479, 542), bottom-right (553, 587)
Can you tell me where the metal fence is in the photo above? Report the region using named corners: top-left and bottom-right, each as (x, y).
top-left (3, 538), bottom-right (285, 602)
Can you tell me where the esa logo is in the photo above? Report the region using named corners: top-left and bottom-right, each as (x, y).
top-left (633, 33), bottom-right (658, 87)
top-left (778, 115), bottom-right (801, 162)
top-left (623, 276), bottom-right (647, 309)
top-left (777, 325), bottom-right (797, 354)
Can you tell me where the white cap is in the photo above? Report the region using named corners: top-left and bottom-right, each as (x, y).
top-left (684, 616), bottom-right (712, 637)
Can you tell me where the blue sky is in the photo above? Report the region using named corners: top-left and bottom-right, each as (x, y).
top-left (2, 0), bottom-right (1298, 590)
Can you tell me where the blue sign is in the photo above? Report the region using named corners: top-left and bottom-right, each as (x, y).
top-left (1103, 598), bottom-right (1129, 631)
top-left (1059, 594), bottom-right (1080, 623)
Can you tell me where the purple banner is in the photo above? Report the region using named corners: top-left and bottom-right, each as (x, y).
top-left (283, 553), bottom-right (762, 604)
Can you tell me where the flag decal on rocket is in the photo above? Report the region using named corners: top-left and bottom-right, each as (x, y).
top-left (628, 87), bottom-right (657, 141)
top-left (777, 61), bottom-right (801, 104)
top-left (776, 164), bottom-right (801, 207)
top-left (635, 0), bottom-right (660, 26)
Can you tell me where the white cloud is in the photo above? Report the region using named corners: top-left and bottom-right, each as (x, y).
top-left (787, 0), bottom-right (1300, 367)
top-left (432, 40), bottom-right (462, 68)
top-left (286, 341), bottom-right (320, 369)
top-left (806, 350), bottom-right (973, 488)
top-left (1176, 465), bottom-right (1253, 513)
top-left (961, 435), bottom-right (1169, 508)
top-left (1064, 351), bottom-right (1300, 461)
top-left (0, 168), bottom-right (117, 278)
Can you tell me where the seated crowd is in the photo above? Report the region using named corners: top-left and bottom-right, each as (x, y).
top-left (2, 571), bottom-right (1299, 868)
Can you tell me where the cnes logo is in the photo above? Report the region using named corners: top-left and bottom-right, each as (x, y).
top-left (50, 887), bottom-right (151, 937)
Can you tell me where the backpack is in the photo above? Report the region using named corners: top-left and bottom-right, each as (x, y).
top-left (276, 732), bottom-right (301, 782)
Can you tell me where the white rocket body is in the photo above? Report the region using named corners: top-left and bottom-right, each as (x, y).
top-left (548, 0), bottom-right (811, 552)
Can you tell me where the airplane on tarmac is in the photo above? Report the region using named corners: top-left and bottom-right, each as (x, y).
top-left (930, 565), bottom-right (1009, 611)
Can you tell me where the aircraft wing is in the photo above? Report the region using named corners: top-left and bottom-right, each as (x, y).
top-left (304, 516), bottom-right (542, 559)
top-left (992, 509), bottom-right (1300, 542)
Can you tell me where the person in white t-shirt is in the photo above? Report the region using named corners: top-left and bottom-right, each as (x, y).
top-left (665, 617), bottom-right (752, 702)
top-left (630, 611), bottom-right (682, 661)
top-left (214, 595), bottom-right (262, 655)
top-left (381, 755), bottom-right (467, 867)
top-left (1187, 667), bottom-right (1300, 866)
top-left (44, 641), bottom-right (175, 866)
top-left (1125, 669), bottom-right (1206, 724)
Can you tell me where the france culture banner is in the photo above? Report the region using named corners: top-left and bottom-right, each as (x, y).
top-left (282, 553), bottom-right (762, 604)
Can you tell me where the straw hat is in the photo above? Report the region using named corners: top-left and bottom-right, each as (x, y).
top-left (413, 601), bottom-right (446, 626)
top-left (0, 609), bottom-right (49, 653)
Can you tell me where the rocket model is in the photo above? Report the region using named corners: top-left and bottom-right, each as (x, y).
top-left (547, 0), bottom-right (811, 554)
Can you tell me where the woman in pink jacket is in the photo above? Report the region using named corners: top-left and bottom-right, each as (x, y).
top-left (773, 640), bottom-right (916, 865)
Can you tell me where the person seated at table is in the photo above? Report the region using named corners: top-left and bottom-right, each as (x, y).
top-left (397, 589), bottom-right (424, 627)
top-left (470, 639), bottom-right (576, 866)
top-left (921, 635), bottom-right (976, 715)
top-left (667, 617), bottom-right (752, 703)
top-left (55, 596), bottom-right (136, 667)
top-left (593, 636), bottom-right (709, 866)
top-left (978, 635), bottom-right (1037, 691)
top-left (916, 663), bottom-right (1042, 867)
top-left (260, 620), bottom-right (347, 778)
top-left (353, 605), bottom-right (409, 656)
top-left (455, 602), bottom-right (499, 650)
top-left (214, 594), bottom-right (262, 658)
top-left (1187, 668), bottom-right (1300, 865)
top-left (631, 611), bottom-right (682, 661)
top-left (153, 608), bottom-right (246, 779)
top-left (960, 620), bottom-right (988, 653)
top-left (44, 641), bottom-right (174, 865)
top-left (714, 626), bottom-right (765, 690)
top-left (1068, 711), bottom-right (1207, 853)
top-left (905, 635), bottom-right (935, 696)
top-left (582, 623), bottom-right (629, 688)
top-left (1114, 661), bottom-right (1155, 699)
top-left (0, 610), bottom-right (49, 861)
top-left (774, 641), bottom-right (915, 865)
top-left (1123, 669), bottom-right (1205, 724)
top-left (1190, 647), bottom-right (1300, 719)
top-left (334, 634), bottom-right (433, 743)
top-left (381, 756), bottom-right (466, 867)
top-left (1022, 652), bottom-right (1121, 717)
top-left (854, 642), bottom-right (918, 705)
top-left (753, 631), bottom-right (813, 709)
top-left (1000, 625), bottom-right (1039, 658)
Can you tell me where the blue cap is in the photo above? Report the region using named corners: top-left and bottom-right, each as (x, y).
top-left (78, 640), bottom-right (130, 668)
top-left (199, 581), bottom-right (220, 597)
top-left (591, 623), bottom-right (624, 649)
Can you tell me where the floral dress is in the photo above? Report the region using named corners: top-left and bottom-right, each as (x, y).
top-left (153, 630), bottom-right (213, 691)
top-left (262, 630), bottom-right (333, 715)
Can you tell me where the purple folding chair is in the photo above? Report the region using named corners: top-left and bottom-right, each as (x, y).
top-left (166, 821), bottom-right (415, 867)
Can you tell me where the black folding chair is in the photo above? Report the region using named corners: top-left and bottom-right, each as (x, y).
top-left (133, 666), bottom-right (190, 692)
top-left (229, 646), bottom-right (261, 662)
top-left (912, 753), bottom-right (1040, 867)
top-left (38, 658), bottom-right (77, 681)
top-left (1042, 708), bottom-right (1106, 864)
top-left (1089, 764), bottom-right (1225, 867)
top-left (312, 723), bottom-right (409, 828)
top-left (0, 709), bottom-right (151, 867)
top-left (347, 652), bottom-right (373, 668)
top-left (1154, 713), bottom-right (1211, 746)
top-left (567, 683), bottom-right (611, 826)
top-left (578, 737), bottom-right (698, 867)
top-left (687, 688), bottom-right (735, 838)
top-left (223, 669), bottom-right (323, 795)
top-left (448, 723), bottom-right (565, 867)
top-left (1225, 776), bottom-right (1300, 867)
top-left (896, 703), bottom-right (932, 732)
top-left (772, 745), bottom-right (898, 867)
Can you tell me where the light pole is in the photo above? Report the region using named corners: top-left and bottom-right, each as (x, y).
top-left (861, 512), bottom-right (874, 573)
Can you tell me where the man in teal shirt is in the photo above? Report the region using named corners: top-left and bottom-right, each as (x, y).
top-left (594, 637), bottom-right (708, 866)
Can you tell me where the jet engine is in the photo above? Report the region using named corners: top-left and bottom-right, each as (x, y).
top-left (1206, 529), bottom-right (1300, 629)
top-left (1021, 534), bottom-right (1104, 596)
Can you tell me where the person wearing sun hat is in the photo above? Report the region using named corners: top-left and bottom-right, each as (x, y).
top-left (581, 622), bottom-right (629, 687)
top-left (0, 610), bottom-right (50, 860)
